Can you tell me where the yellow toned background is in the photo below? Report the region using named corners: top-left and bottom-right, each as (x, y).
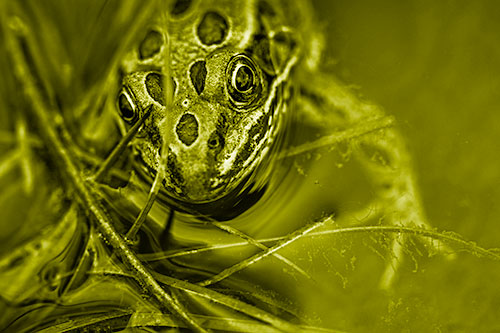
top-left (311, 0), bottom-right (500, 330)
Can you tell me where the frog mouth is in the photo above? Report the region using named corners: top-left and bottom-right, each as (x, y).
top-left (135, 150), bottom-right (232, 204)
top-left (133, 152), bottom-right (265, 219)
top-left (171, 169), bottom-right (234, 203)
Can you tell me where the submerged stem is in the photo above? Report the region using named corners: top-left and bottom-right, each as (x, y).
top-left (211, 220), bottom-right (314, 282)
top-left (16, 117), bottom-right (34, 194)
top-left (279, 115), bottom-right (395, 159)
top-left (141, 224), bottom-right (500, 262)
top-left (125, 163), bottom-right (165, 241)
top-left (0, 149), bottom-right (21, 180)
top-left (92, 105), bottom-right (152, 183)
top-left (199, 217), bottom-right (333, 287)
top-left (152, 271), bottom-right (301, 333)
top-left (5, 14), bottom-right (208, 333)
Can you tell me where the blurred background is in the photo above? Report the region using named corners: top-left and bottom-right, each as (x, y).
top-left (310, 0), bottom-right (500, 330)
top-left (315, 0), bottom-right (500, 247)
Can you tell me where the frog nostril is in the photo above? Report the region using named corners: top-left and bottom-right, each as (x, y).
top-left (208, 137), bottom-right (219, 148)
top-left (208, 131), bottom-right (224, 151)
top-left (176, 113), bottom-right (199, 146)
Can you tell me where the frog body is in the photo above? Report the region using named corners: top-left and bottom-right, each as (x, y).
top-left (116, 0), bottom-right (446, 290)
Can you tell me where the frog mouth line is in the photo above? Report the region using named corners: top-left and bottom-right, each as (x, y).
top-left (133, 152), bottom-right (231, 204)
top-left (132, 153), bottom-right (266, 220)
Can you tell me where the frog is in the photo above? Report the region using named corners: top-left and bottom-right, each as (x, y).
top-left (117, 0), bottom-right (309, 210)
top-left (115, 0), bottom-right (449, 287)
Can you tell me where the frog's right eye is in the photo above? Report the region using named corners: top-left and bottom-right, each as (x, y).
top-left (117, 89), bottom-right (138, 124)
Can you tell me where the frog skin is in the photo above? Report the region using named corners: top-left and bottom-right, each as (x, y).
top-left (117, 0), bottom-right (317, 209)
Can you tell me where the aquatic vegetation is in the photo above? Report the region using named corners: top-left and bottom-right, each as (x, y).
top-left (0, 1), bottom-right (498, 332)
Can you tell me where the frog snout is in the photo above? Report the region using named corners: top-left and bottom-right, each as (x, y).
top-left (175, 113), bottom-right (199, 146)
top-left (165, 141), bottom-right (226, 202)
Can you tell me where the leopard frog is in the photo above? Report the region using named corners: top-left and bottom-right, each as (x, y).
top-left (112, 0), bottom-right (448, 296)
top-left (117, 0), bottom-right (318, 211)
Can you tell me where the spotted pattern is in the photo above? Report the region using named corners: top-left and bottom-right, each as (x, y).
top-left (139, 30), bottom-right (163, 60)
top-left (189, 61), bottom-right (207, 95)
top-left (166, 149), bottom-right (184, 189)
top-left (176, 113), bottom-right (199, 146)
top-left (119, 0), bottom-right (298, 207)
top-left (170, 0), bottom-right (192, 16)
top-left (196, 11), bottom-right (228, 46)
top-left (145, 73), bottom-right (165, 106)
top-left (207, 113), bottom-right (228, 155)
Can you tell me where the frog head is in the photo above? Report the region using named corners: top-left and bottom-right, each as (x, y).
top-left (117, 0), bottom-right (299, 204)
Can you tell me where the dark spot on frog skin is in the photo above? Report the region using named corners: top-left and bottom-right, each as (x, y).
top-left (166, 149), bottom-right (185, 190)
top-left (269, 30), bottom-right (297, 73)
top-left (139, 30), bottom-right (163, 60)
top-left (197, 11), bottom-right (228, 46)
top-left (142, 116), bottom-right (162, 152)
top-left (145, 72), bottom-right (165, 106)
top-left (170, 0), bottom-right (192, 16)
top-left (256, 0), bottom-right (278, 42)
top-left (189, 60), bottom-right (207, 95)
top-left (176, 113), bottom-right (199, 146)
top-left (207, 112), bottom-right (228, 160)
top-left (257, 0), bottom-right (276, 17)
top-left (207, 131), bottom-right (224, 152)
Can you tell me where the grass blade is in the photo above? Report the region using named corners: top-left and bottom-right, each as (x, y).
top-left (199, 217), bottom-right (333, 287)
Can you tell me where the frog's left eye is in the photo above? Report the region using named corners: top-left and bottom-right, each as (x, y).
top-left (117, 89), bottom-right (138, 124)
top-left (226, 54), bottom-right (263, 109)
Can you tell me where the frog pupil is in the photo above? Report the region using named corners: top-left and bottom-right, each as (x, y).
top-left (118, 93), bottom-right (135, 121)
top-left (234, 65), bottom-right (254, 92)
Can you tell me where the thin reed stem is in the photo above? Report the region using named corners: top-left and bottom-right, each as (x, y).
top-left (92, 105), bottom-right (152, 183)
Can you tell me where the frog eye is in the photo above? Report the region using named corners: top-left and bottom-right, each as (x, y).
top-left (226, 54), bottom-right (263, 109)
top-left (117, 89), bottom-right (138, 124)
